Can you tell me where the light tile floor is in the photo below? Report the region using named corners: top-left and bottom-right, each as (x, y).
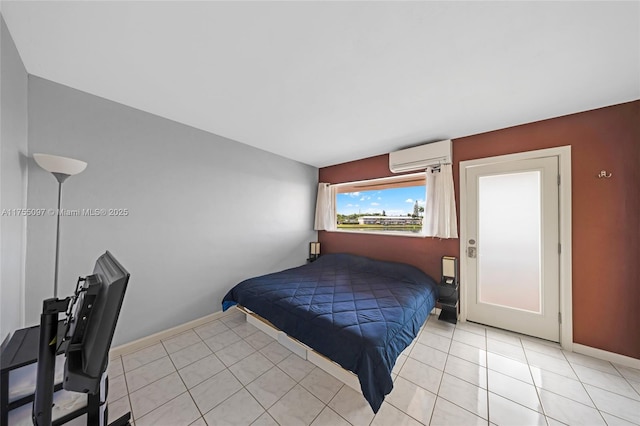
top-left (107, 309), bottom-right (640, 426)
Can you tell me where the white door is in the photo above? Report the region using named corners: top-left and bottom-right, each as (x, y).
top-left (465, 156), bottom-right (560, 341)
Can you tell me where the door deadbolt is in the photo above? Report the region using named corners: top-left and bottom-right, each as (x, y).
top-left (467, 247), bottom-right (477, 258)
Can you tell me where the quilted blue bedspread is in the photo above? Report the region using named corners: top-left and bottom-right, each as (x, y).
top-left (221, 253), bottom-right (438, 412)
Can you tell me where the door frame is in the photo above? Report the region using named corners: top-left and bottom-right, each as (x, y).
top-left (459, 146), bottom-right (573, 350)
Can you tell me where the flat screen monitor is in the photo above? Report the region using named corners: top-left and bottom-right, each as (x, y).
top-left (63, 251), bottom-right (129, 394)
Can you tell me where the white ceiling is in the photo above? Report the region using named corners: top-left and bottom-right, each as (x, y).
top-left (2, 1), bottom-right (638, 168)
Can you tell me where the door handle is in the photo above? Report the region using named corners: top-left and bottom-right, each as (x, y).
top-left (467, 247), bottom-right (477, 258)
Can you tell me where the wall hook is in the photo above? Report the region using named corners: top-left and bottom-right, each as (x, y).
top-left (597, 170), bottom-right (612, 178)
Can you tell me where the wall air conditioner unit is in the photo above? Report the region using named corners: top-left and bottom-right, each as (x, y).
top-left (389, 139), bottom-right (452, 173)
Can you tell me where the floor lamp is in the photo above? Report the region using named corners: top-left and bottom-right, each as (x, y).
top-left (33, 153), bottom-right (87, 298)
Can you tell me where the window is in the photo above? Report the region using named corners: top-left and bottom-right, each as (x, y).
top-left (335, 173), bottom-right (426, 235)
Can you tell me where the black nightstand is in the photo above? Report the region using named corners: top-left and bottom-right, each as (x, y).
top-left (437, 256), bottom-right (459, 324)
top-left (437, 280), bottom-right (459, 324)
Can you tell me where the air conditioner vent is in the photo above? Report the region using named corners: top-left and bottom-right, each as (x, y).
top-left (389, 140), bottom-right (452, 173)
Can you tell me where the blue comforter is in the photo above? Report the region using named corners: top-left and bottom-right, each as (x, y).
top-left (222, 253), bottom-right (438, 412)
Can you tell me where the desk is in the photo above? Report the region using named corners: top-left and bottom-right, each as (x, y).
top-left (0, 323), bottom-right (99, 426)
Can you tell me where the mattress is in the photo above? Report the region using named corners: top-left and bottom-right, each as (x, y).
top-left (222, 253), bottom-right (438, 412)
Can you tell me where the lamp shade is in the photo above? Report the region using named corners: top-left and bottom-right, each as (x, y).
top-left (33, 153), bottom-right (87, 176)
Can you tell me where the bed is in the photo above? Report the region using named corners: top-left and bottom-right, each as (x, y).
top-left (221, 253), bottom-right (438, 412)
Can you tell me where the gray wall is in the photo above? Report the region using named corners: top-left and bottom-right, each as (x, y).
top-left (1, 16), bottom-right (28, 341)
top-left (25, 76), bottom-right (318, 346)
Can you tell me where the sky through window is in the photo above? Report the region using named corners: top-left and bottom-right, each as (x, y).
top-left (336, 186), bottom-right (425, 217)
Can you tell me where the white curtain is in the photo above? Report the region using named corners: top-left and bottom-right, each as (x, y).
top-left (314, 183), bottom-right (336, 231)
top-left (424, 164), bottom-right (458, 238)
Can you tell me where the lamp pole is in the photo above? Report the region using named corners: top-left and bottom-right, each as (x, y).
top-left (33, 154), bottom-right (87, 298)
top-left (53, 176), bottom-right (68, 297)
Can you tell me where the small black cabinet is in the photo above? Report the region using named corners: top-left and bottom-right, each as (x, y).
top-left (437, 256), bottom-right (459, 324)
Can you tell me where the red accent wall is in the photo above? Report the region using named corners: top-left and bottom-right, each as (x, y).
top-left (319, 100), bottom-right (640, 359)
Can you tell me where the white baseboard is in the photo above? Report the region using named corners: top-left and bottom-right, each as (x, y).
top-left (109, 310), bottom-right (228, 358)
top-left (573, 343), bottom-right (640, 370)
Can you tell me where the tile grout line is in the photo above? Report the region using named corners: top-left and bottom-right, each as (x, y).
top-left (252, 338), bottom-right (328, 425)
top-left (519, 333), bottom-right (551, 425)
top-left (562, 346), bottom-right (610, 425)
top-left (189, 318), bottom-right (326, 425)
top-left (425, 319), bottom-right (489, 424)
top-left (426, 321), bottom-right (454, 426)
top-left (428, 317), bottom-right (452, 424)
top-left (387, 327), bottom-right (438, 425)
top-left (190, 324), bottom-right (260, 423)
top-left (611, 362), bottom-right (640, 400)
top-left (500, 331), bottom-right (639, 424)
top-left (160, 331), bottom-right (206, 425)
top-left (119, 355), bottom-right (135, 423)
top-left (323, 386), bottom-right (351, 426)
top-left (116, 315), bottom-right (242, 425)
top-left (485, 324), bottom-right (572, 425)
top-left (484, 326), bottom-right (490, 426)
top-left (181, 326), bottom-right (254, 425)
top-left (563, 350), bottom-right (637, 424)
